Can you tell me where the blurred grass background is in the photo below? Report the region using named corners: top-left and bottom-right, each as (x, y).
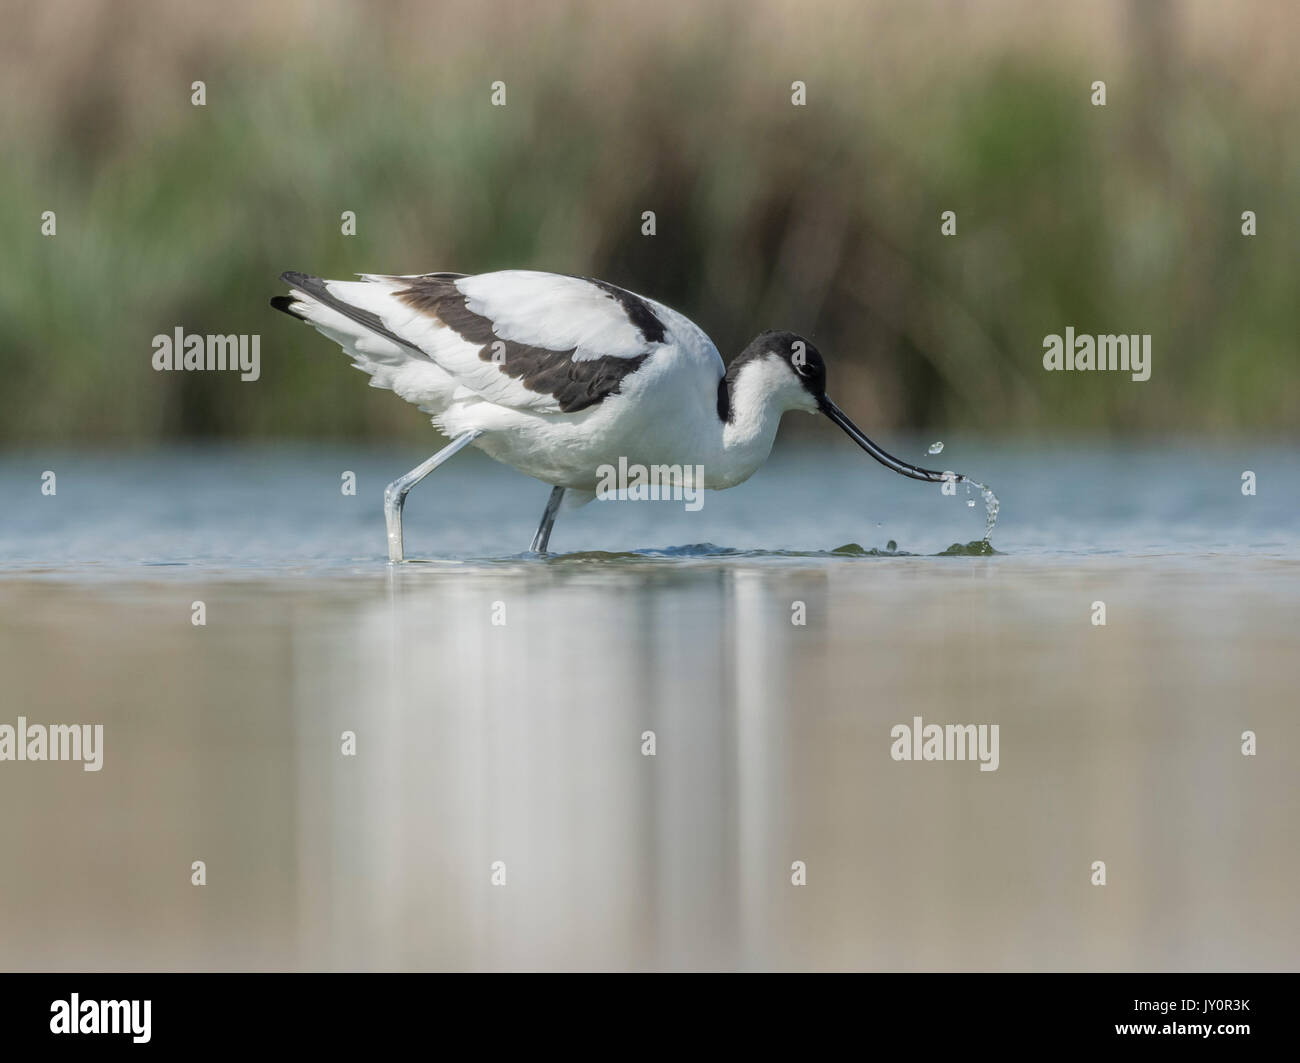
top-left (0, 0), bottom-right (1296, 443)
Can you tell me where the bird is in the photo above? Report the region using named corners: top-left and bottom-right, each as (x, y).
top-left (271, 269), bottom-right (960, 560)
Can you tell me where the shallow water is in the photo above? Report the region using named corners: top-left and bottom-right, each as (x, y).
top-left (0, 440), bottom-right (1296, 970)
top-left (1, 438), bottom-right (1295, 570)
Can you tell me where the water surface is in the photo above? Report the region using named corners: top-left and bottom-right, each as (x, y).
top-left (0, 440), bottom-right (1296, 970)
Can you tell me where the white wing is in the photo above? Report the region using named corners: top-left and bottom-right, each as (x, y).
top-left (276, 269), bottom-right (708, 414)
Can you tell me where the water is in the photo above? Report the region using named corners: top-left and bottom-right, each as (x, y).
top-left (960, 477), bottom-right (1001, 539)
top-left (9, 437), bottom-right (1289, 570)
top-left (916, 441), bottom-right (999, 537)
top-left (1, 439), bottom-right (1297, 970)
top-left (937, 469), bottom-right (1000, 541)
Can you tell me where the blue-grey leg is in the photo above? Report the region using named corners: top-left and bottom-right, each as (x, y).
top-left (530, 486), bottom-right (566, 554)
top-left (384, 430), bottom-right (482, 562)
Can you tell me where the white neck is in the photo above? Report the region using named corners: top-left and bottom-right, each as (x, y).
top-left (710, 357), bottom-right (816, 488)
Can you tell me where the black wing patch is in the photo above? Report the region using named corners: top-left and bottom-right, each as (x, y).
top-left (587, 279), bottom-right (668, 344)
top-left (394, 276), bottom-right (662, 413)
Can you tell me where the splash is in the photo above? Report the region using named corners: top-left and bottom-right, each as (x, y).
top-left (967, 480), bottom-right (1001, 541)
top-left (928, 441), bottom-right (944, 455)
top-left (945, 472), bottom-right (1000, 542)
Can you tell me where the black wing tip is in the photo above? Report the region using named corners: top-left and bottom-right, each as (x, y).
top-left (269, 294), bottom-right (303, 318)
top-left (273, 270), bottom-right (325, 320)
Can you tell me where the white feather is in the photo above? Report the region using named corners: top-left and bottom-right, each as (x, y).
top-left (457, 271), bottom-right (652, 360)
top-left (286, 270), bottom-right (712, 417)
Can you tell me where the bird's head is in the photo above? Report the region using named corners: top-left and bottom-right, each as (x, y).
top-left (731, 329), bottom-right (954, 484)
top-left (731, 330), bottom-right (827, 414)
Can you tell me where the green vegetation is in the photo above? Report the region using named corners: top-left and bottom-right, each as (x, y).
top-left (2, 1), bottom-right (1295, 442)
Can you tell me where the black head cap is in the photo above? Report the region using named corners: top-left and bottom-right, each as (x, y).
top-left (730, 330), bottom-right (826, 396)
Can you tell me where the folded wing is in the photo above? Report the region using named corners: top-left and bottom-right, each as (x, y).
top-left (274, 269), bottom-right (673, 413)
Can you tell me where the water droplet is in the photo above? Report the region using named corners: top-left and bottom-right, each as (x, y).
top-left (928, 441), bottom-right (944, 455)
top-left (886, 539), bottom-right (897, 552)
top-left (953, 478), bottom-right (1001, 543)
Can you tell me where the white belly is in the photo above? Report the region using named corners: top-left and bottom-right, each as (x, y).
top-left (436, 344), bottom-right (744, 490)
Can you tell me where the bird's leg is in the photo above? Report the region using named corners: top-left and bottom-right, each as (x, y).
top-left (529, 486), bottom-right (566, 554)
top-left (384, 430), bottom-right (482, 562)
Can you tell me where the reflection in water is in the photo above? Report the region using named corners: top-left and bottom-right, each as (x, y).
top-left (2, 555), bottom-right (1294, 970)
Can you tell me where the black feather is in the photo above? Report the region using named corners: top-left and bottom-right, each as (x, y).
top-left (394, 276), bottom-right (653, 413)
top-left (277, 271), bottom-right (430, 358)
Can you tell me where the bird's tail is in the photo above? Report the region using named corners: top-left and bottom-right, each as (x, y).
top-left (273, 270), bottom-right (444, 393)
